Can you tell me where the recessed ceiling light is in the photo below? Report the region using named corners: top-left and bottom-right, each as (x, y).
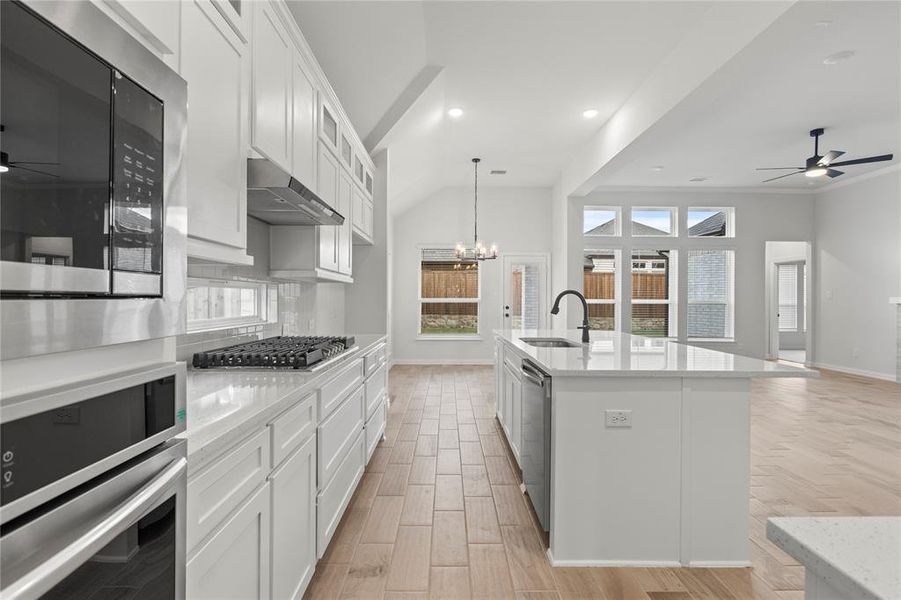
top-left (582, 109), bottom-right (599, 119)
top-left (823, 50), bottom-right (855, 65)
top-left (447, 108), bottom-right (464, 118)
top-left (650, 165), bottom-right (664, 172)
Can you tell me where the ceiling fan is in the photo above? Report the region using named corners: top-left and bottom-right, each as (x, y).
top-left (757, 128), bottom-right (893, 183)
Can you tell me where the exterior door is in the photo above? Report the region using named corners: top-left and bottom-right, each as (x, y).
top-left (501, 254), bottom-right (549, 331)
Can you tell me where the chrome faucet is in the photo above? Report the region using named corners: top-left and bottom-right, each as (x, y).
top-left (550, 290), bottom-right (590, 343)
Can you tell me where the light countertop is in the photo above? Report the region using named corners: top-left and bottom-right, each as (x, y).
top-left (495, 329), bottom-right (815, 378)
top-left (178, 334), bottom-right (386, 473)
top-left (767, 517), bottom-right (901, 600)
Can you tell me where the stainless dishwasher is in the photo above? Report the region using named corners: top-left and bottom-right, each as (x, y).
top-left (520, 359), bottom-right (552, 531)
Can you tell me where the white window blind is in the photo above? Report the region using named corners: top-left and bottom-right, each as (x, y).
top-left (778, 264), bottom-right (798, 332)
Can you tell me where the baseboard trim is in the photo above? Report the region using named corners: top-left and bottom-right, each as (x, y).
top-left (687, 560), bottom-right (752, 568)
top-left (546, 549), bottom-right (680, 568)
top-left (391, 358), bottom-right (494, 366)
top-left (811, 361), bottom-right (896, 383)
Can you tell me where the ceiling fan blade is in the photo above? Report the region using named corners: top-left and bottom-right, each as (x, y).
top-left (826, 169), bottom-right (844, 178)
top-left (11, 164), bottom-right (60, 178)
top-left (817, 150), bottom-right (845, 166)
top-left (828, 153), bottom-right (894, 167)
top-left (762, 170), bottom-right (804, 183)
top-left (756, 167), bottom-right (804, 171)
top-left (10, 160), bottom-right (60, 166)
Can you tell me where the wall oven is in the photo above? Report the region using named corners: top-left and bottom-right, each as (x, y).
top-left (0, 0), bottom-right (187, 359)
top-left (0, 363), bottom-right (186, 599)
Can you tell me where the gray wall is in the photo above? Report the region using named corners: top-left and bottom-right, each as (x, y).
top-left (813, 169), bottom-right (900, 380)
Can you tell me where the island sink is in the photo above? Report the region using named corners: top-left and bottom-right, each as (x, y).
top-left (519, 337), bottom-right (582, 348)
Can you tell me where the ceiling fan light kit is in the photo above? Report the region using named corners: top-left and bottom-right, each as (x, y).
top-left (758, 128), bottom-right (893, 183)
top-left (455, 157), bottom-right (499, 263)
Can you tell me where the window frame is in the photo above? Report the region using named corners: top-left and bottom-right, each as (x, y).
top-left (687, 207), bottom-right (735, 238)
top-left (185, 277), bottom-right (278, 333)
top-left (686, 248), bottom-right (736, 342)
top-left (630, 206), bottom-right (677, 238)
top-left (629, 248), bottom-right (678, 338)
top-left (417, 246), bottom-right (482, 340)
top-left (583, 248), bottom-right (621, 332)
top-left (583, 206), bottom-right (622, 237)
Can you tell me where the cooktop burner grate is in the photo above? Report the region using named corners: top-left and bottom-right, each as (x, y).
top-left (192, 335), bottom-right (355, 370)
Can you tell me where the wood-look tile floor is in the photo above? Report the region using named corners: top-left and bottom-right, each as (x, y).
top-left (305, 365), bottom-right (901, 599)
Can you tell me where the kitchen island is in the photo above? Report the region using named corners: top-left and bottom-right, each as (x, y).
top-left (494, 329), bottom-right (814, 568)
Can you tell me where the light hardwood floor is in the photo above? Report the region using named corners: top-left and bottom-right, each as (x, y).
top-left (305, 365), bottom-right (901, 599)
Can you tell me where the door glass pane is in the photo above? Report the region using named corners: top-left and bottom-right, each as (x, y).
top-left (0, 1), bottom-right (112, 270)
top-left (508, 263), bottom-right (541, 329)
top-left (778, 264), bottom-right (798, 331)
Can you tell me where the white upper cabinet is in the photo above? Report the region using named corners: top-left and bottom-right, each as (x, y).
top-left (251, 1), bottom-right (292, 171)
top-left (317, 146), bottom-right (340, 273)
top-left (352, 186), bottom-right (373, 246)
top-left (319, 98), bottom-right (340, 155)
top-left (337, 171), bottom-right (353, 275)
top-left (181, 0), bottom-right (251, 263)
top-left (292, 53), bottom-right (317, 190)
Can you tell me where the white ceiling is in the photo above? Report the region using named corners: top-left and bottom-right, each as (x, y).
top-left (287, 1), bottom-right (900, 209)
top-left (288, 1), bottom-right (713, 202)
top-left (594, 1), bottom-right (900, 190)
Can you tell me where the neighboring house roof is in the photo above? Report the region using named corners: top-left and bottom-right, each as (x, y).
top-left (687, 211), bottom-right (726, 236)
top-left (585, 219), bottom-right (668, 236)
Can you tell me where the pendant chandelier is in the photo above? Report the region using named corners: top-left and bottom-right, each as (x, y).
top-left (455, 157), bottom-right (498, 262)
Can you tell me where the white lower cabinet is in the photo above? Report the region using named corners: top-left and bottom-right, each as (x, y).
top-left (187, 482), bottom-right (272, 600)
top-left (270, 434), bottom-right (317, 600)
top-left (501, 358), bottom-right (522, 465)
top-left (317, 430), bottom-right (365, 557)
top-left (365, 398), bottom-right (387, 461)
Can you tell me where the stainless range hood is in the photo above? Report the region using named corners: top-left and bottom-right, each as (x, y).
top-left (247, 158), bottom-right (344, 226)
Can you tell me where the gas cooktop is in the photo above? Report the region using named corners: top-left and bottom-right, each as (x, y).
top-left (192, 336), bottom-right (355, 370)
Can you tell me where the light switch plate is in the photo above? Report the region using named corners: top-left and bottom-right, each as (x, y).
top-left (605, 409), bottom-right (632, 428)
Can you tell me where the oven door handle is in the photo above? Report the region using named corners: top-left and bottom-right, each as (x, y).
top-left (3, 456), bottom-right (187, 600)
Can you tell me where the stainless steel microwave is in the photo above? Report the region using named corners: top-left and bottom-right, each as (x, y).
top-left (2, 1), bottom-right (166, 297)
top-left (0, 1), bottom-right (187, 359)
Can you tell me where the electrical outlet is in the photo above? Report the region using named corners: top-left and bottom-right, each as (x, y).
top-left (605, 409), bottom-right (632, 428)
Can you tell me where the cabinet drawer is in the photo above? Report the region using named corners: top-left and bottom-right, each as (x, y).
top-left (365, 398), bottom-right (386, 462)
top-left (317, 430), bottom-right (364, 558)
top-left (363, 342), bottom-right (386, 378)
top-left (270, 392), bottom-right (316, 466)
top-left (318, 385), bottom-right (364, 488)
top-left (319, 358), bottom-right (363, 418)
top-left (187, 428), bottom-right (271, 552)
top-left (365, 363), bottom-right (387, 420)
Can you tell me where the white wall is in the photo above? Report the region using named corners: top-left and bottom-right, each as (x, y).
top-left (567, 189), bottom-right (815, 359)
top-left (813, 168), bottom-right (900, 380)
top-left (392, 186), bottom-right (552, 363)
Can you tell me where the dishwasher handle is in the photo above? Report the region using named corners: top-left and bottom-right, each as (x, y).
top-left (521, 360), bottom-right (548, 387)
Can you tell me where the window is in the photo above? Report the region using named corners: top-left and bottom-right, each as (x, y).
top-left (687, 250), bottom-right (735, 340)
top-left (583, 250), bottom-right (619, 331)
top-left (631, 249), bottom-right (677, 337)
top-left (584, 207), bottom-right (620, 236)
top-left (777, 262), bottom-right (806, 332)
top-left (688, 207), bottom-right (734, 237)
top-left (419, 248), bottom-right (480, 336)
top-left (631, 208), bottom-right (676, 237)
top-left (186, 278), bottom-right (278, 332)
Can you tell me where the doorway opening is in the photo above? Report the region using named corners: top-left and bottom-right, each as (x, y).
top-left (765, 241), bottom-right (811, 365)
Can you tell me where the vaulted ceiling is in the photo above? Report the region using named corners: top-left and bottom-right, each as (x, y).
top-left (287, 1), bottom-right (900, 212)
